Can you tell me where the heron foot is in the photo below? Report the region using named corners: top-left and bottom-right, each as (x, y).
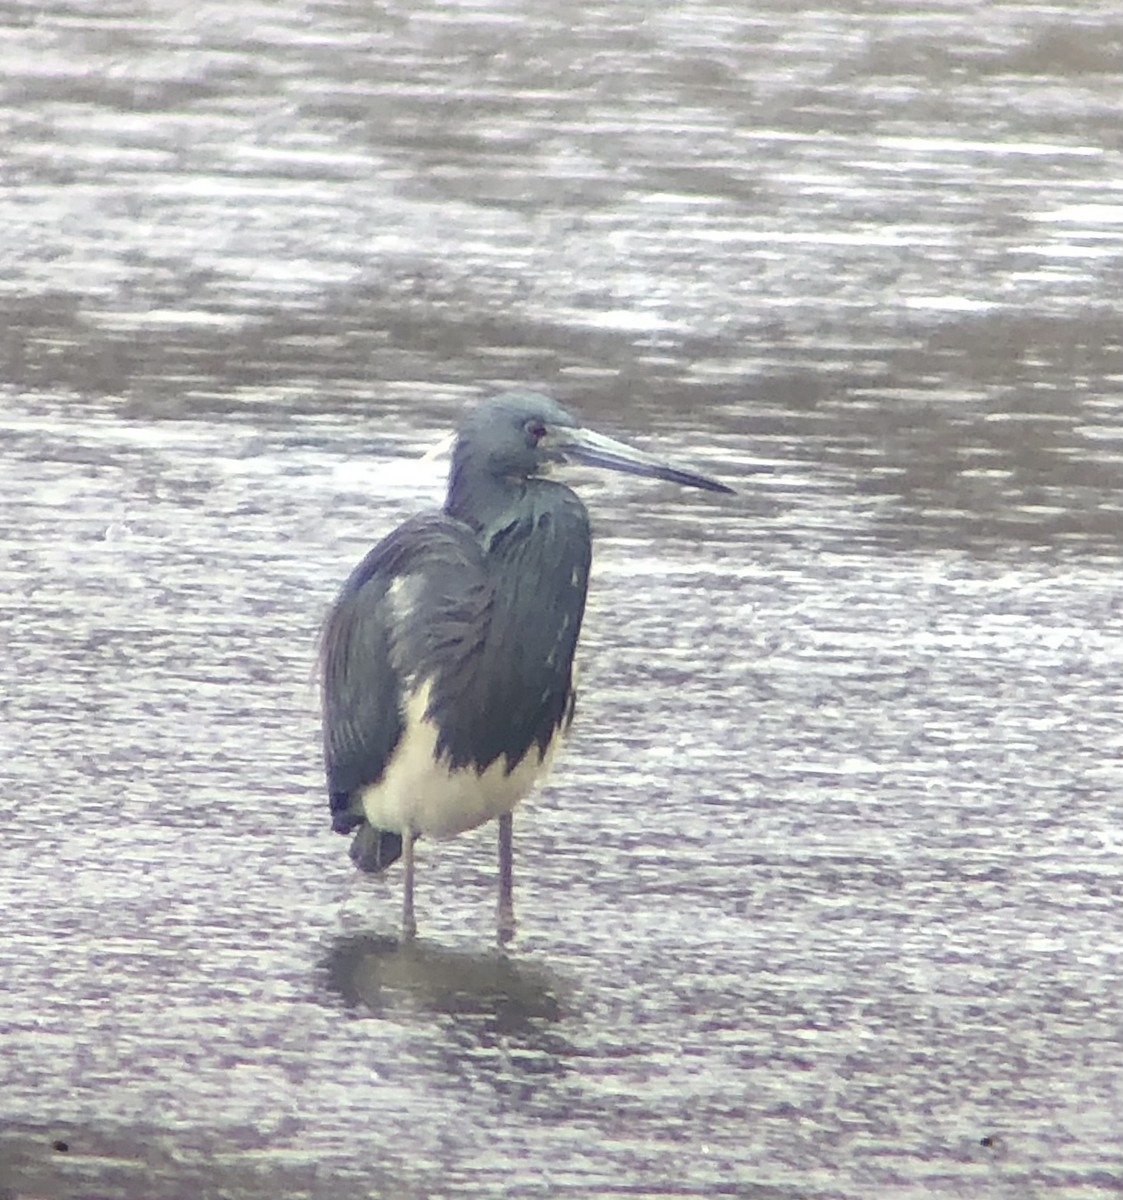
top-left (497, 812), bottom-right (516, 944)
top-left (401, 829), bottom-right (418, 942)
top-left (497, 901), bottom-right (516, 945)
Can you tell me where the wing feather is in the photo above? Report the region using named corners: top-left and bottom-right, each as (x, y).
top-left (318, 513), bottom-right (489, 830)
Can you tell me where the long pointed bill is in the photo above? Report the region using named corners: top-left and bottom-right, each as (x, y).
top-left (558, 425), bottom-right (735, 494)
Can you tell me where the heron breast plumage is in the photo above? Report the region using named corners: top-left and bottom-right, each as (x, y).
top-left (358, 680), bottom-right (565, 839)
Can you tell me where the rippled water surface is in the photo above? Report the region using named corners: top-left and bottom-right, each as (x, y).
top-left (3, 1), bottom-right (1123, 1197)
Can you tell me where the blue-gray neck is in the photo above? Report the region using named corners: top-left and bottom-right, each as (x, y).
top-left (445, 446), bottom-right (528, 539)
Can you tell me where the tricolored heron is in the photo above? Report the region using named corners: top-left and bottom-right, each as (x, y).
top-left (319, 391), bottom-right (732, 941)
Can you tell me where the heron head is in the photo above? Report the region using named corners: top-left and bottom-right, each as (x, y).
top-left (453, 390), bottom-right (733, 496)
top-left (445, 391), bottom-right (734, 532)
top-left (452, 391), bottom-right (578, 485)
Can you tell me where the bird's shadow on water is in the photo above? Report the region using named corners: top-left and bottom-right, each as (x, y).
top-left (320, 934), bottom-right (578, 1111)
top-left (321, 932), bottom-right (569, 1030)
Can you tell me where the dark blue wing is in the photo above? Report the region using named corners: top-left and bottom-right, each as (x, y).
top-left (429, 482), bottom-right (592, 773)
top-left (318, 512), bottom-right (490, 833)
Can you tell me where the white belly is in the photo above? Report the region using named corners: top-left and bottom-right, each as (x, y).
top-left (359, 684), bottom-right (561, 839)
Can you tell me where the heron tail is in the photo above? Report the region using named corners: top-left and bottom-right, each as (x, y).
top-left (349, 824), bottom-right (403, 874)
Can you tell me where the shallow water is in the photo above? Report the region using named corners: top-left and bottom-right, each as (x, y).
top-left (3, 1), bottom-right (1123, 1197)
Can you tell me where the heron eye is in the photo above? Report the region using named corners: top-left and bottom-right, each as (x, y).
top-left (525, 419), bottom-right (548, 443)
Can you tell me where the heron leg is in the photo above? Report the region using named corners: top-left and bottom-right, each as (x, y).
top-left (401, 829), bottom-right (418, 942)
top-left (497, 812), bottom-right (515, 944)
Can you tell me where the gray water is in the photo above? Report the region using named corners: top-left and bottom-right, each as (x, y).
top-left (3, 1), bottom-right (1123, 1197)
